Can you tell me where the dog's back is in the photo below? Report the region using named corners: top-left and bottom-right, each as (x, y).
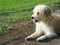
top-left (52, 13), bottom-right (60, 33)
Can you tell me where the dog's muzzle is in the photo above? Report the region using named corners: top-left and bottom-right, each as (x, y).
top-left (31, 17), bottom-right (38, 22)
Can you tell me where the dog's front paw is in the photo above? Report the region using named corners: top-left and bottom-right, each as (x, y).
top-left (36, 38), bottom-right (46, 42)
top-left (36, 38), bottom-right (44, 42)
top-left (25, 36), bottom-right (36, 41)
top-left (36, 35), bottom-right (47, 42)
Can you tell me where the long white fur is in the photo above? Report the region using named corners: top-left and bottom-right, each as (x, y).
top-left (25, 5), bottom-right (57, 41)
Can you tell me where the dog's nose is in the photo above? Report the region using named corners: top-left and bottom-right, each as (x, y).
top-left (31, 17), bottom-right (34, 19)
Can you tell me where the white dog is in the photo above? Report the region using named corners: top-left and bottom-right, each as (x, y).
top-left (25, 5), bottom-right (60, 42)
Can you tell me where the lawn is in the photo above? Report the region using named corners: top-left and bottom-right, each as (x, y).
top-left (0, 0), bottom-right (60, 34)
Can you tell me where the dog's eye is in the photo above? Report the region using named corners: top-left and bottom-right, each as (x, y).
top-left (37, 12), bottom-right (39, 15)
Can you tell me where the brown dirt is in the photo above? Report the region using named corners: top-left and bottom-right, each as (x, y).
top-left (0, 20), bottom-right (60, 45)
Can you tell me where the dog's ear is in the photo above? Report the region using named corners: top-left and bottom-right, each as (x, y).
top-left (45, 7), bottom-right (53, 19)
top-left (45, 7), bottom-right (52, 17)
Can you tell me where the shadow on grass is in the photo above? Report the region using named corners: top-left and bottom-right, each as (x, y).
top-left (0, 7), bottom-right (33, 16)
top-left (0, 12), bottom-right (10, 16)
top-left (54, 2), bottom-right (60, 9)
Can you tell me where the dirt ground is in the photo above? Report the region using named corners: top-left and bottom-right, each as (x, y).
top-left (0, 10), bottom-right (60, 45)
top-left (0, 21), bottom-right (60, 45)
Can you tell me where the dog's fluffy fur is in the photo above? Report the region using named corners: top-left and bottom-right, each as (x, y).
top-left (25, 5), bottom-right (60, 41)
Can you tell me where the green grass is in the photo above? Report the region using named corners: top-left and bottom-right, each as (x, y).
top-left (0, 0), bottom-right (60, 34)
top-left (0, 24), bottom-right (12, 34)
top-left (0, 0), bottom-right (60, 22)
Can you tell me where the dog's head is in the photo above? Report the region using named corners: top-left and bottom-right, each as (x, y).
top-left (31, 5), bottom-right (53, 23)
